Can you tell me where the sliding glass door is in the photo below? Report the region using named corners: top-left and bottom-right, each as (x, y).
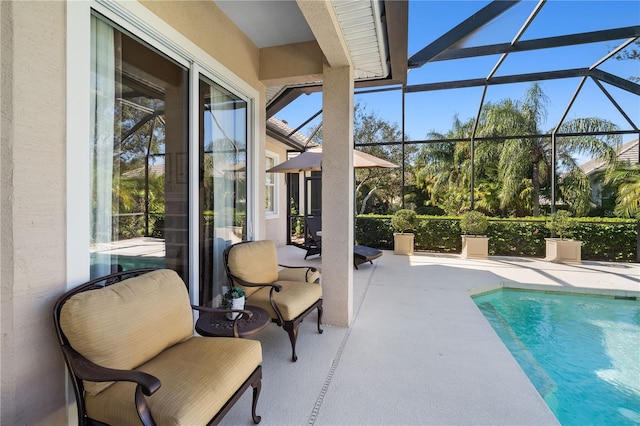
top-left (89, 15), bottom-right (189, 281)
top-left (88, 13), bottom-right (252, 305)
top-left (199, 76), bottom-right (248, 306)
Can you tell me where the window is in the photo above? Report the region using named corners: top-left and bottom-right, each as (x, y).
top-left (265, 152), bottom-right (279, 216)
top-left (89, 15), bottom-right (189, 282)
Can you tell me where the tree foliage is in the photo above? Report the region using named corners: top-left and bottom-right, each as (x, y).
top-left (615, 39), bottom-right (640, 83)
top-left (414, 83), bottom-right (622, 217)
top-left (605, 163), bottom-right (640, 219)
top-left (352, 103), bottom-right (416, 214)
top-left (308, 103), bottom-right (416, 214)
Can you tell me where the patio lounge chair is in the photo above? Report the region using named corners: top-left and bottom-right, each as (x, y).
top-left (302, 216), bottom-right (322, 259)
top-left (224, 240), bottom-right (323, 362)
top-left (353, 244), bottom-right (383, 269)
top-left (53, 268), bottom-right (263, 426)
top-left (299, 215), bottom-right (382, 268)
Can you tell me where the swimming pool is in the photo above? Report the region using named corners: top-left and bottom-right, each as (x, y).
top-left (473, 289), bottom-right (640, 425)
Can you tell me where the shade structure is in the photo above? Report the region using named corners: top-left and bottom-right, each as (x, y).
top-left (266, 147), bottom-right (398, 173)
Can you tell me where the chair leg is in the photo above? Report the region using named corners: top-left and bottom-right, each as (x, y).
top-left (317, 302), bottom-right (324, 334)
top-left (283, 322), bottom-right (299, 362)
top-left (251, 371), bottom-right (262, 424)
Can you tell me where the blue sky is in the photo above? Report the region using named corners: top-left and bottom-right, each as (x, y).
top-left (276, 0), bottom-right (639, 149)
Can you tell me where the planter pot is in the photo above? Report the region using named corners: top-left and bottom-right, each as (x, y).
top-left (544, 238), bottom-right (582, 264)
top-left (393, 232), bottom-right (414, 255)
top-left (225, 296), bottom-right (245, 320)
top-left (461, 235), bottom-right (489, 259)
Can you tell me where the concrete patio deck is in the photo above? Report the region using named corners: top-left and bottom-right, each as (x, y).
top-left (220, 246), bottom-right (640, 425)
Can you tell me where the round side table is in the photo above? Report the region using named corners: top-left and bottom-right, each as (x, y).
top-left (195, 305), bottom-right (271, 338)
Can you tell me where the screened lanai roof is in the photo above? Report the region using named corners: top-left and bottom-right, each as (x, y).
top-left (272, 0), bottom-right (639, 148)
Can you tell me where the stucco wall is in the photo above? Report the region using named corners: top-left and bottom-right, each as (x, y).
top-left (1, 0), bottom-right (268, 424)
top-left (141, 0), bottom-right (260, 89)
top-left (1, 1), bottom-right (67, 424)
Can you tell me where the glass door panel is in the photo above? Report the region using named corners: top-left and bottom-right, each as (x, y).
top-left (199, 76), bottom-right (247, 306)
top-left (89, 16), bottom-right (189, 282)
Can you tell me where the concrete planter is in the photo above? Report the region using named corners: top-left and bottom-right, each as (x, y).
top-left (461, 235), bottom-right (489, 259)
top-left (544, 238), bottom-right (582, 264)
top-left (393, 233), bottom-right (414, 255)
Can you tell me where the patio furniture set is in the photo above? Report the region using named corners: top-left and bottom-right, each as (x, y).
top-left (53, 240), bottom-right (324, 425)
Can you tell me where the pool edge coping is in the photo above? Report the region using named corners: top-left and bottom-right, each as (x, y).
top-left (467, 282), bottom-right (640, 299)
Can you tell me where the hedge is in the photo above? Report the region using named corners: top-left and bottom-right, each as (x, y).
top-left (355, 215), bottom-right (638, 262)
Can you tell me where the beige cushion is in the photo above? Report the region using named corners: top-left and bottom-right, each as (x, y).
top-left (227, 241), bottom-right (279, 296)
top-left (85, 337), bottom-right (262, 426)
top-left (60, 269), bottom-right (193, 395)
top-left (248, 281), bottom-right (322, 321)
top-left (278, 267), bottom-right (320, 284)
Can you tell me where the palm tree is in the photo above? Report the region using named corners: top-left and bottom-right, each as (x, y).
top-left (605, 164), bottom-right (640, 218)
top-left (415, 115), bottom-right (477, 215)
top-left (479, 83), bottom-right (621, 216)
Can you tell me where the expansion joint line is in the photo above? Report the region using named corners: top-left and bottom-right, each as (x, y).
top-left (308, 262), bottom-right (377, 425)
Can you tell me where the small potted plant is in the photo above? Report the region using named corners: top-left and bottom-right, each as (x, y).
top-left (391, 209), bottom-right (418, 255)
top-left (221, 287), bottom-right (246, 320)
top-left (460, 210), bottom-right (489, 259)
top-left (545, 210), bottom-right (581, 264)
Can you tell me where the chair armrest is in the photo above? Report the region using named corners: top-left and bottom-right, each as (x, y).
top-left (63, 345), bottom-right (161, 395)
top-left (230, 275), bottom-right (283, 292)
top-left (62, 345), bottom-right (160, 426)
top-left (278, 264), bottom-right (318, 273)
top-left (192, 305), bottom-right (253, 318)
top-left (227, 275), bottom-right (286, 325)
top-left (278, 265), bottom-right (320, 283)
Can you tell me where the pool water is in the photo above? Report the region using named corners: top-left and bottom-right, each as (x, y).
top-left (473, 289), bottom-right (640, 425)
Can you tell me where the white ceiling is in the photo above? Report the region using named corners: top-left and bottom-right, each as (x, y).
top-left (214, 0), bottom-right (394, 107)
top-left (214, 1), bottom-right (315, 48)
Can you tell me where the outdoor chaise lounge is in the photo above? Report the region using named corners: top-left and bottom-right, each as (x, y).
top-left (299, 216), bottom-right (382, 268)
top-left (224, 240), bottom-right (323, 362)
top-left (353, 244), bottom-right (383, 269)
top-left (54, 268), bottom-right (263, 426)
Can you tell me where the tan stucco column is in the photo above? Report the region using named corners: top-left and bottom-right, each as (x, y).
top-left (320, 64), bottom-right (353, 327)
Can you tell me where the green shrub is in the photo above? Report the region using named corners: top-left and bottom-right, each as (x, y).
top-left (546, 210), bottom-right (575, 239)
top-left (391, 209), bottom-right (418, 233)
top-left (460, 211), bottom-right (489, 235)
top-left (355, 215), bottom-right (394, 249)
top-left (355, 215), bottom-right (636, 262)
top-left (415, 218), bottom-right (461, 252)
top-left (485, 219), bottom-right (547, 257)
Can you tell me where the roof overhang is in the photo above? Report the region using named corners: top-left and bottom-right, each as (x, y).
top-left (215, 0), bottom-right (407, 117)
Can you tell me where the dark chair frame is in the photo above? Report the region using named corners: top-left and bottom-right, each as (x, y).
top-left (223, 242), bottom-right (323, 362)
top-left (302, 216), bottom-right (322, 259)
top-left (53, 268), bottom-right (262, 426)
top-left (353, 245), bottom-right (383, 269)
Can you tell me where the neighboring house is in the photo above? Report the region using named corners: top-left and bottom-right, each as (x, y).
top-left (1, 1), bottom-right (407, 423)
top-left (579, 138), bottom-right (640, 211)
top-left (265, 117), bottom-right (310, 246)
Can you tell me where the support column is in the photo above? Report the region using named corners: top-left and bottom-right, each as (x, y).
top-left (321, 64), bottom-right (353, 327)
